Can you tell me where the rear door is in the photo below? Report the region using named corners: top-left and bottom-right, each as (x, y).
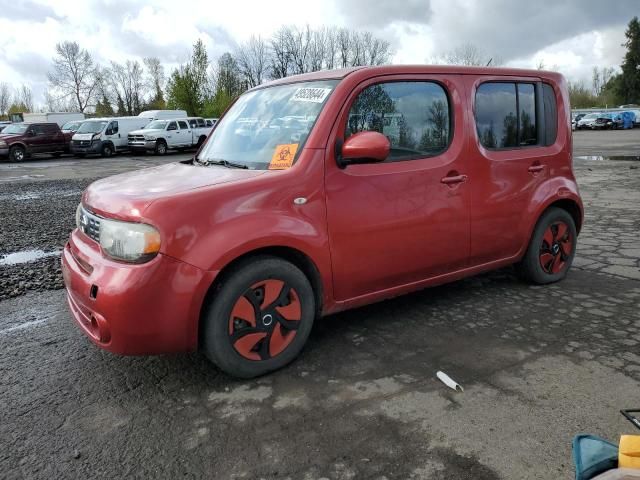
top-left (325, 75), bottom-right (471, 301)
top-left (466, 76), bottom-right (557, 265)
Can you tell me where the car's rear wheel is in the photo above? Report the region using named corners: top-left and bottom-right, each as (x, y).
top-left (202, 256), bottom-right (315, 378)
top-left (155, 140), bottom-right (167, 155)
top-left (9, 145), bottom-right (25, 162)
top-left (516, 207), bottom-right (577, 284)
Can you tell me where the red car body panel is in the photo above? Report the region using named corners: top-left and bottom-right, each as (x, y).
top-left (62, 65), bottom-right (583, 355)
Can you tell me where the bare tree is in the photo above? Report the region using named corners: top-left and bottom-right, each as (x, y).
top-left (0, 82), bottom-right (10, 118)
top-left (18, 85), bottom-right (33, 112)
top-left (593, 66), bottom-right (615, 96)
top-left (438, 43), bottom-right (500, 67)
top-left (109, 60), bottom-right (145, 115)
top-left (236, 36), bottom-right (268, 88)
top-left (143, 57), bottom-right (165, 103)
top-left (270, 26), bottom-right (293, 79)
top-left (48, 41), bottom-right (99, 112)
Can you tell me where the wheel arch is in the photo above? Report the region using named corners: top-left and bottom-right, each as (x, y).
top-left (9, 142), bottom-right (28, 152)
top-left (197, 245), bottom-right (324, 346)
top-left (545, 198), bottom-right (583, 234)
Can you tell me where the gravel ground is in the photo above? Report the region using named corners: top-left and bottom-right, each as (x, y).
top-left (0, 178), bottom-right (96, 300)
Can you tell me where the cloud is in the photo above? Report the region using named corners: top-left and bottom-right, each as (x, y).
top-left (0, 0), bottom-right (636, 108)
top-left (336, 0), bottom-right (432, 28)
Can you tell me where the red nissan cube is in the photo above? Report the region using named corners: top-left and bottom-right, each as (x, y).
top-left (62, 66), bottom-right (583, 378)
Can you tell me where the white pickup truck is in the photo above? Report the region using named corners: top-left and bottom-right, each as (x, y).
top-left (128, 117), bottom-right (212, 155)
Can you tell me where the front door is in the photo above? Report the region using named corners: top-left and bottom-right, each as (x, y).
top-left (27, 125), bottom-right (48, 153)
top-left (105, 121), bottom-right (122, 149)
top-left (325, 76), bottom-right (470, 301)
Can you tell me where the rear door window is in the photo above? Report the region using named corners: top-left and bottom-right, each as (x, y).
top-left (178, 121), bottom-right (189, 130)
top-left (475, 81), bottom-right (543, 149)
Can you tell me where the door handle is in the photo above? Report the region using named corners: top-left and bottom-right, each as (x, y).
top-left (528, 164), bottom-right (545, 173)
top-left (440, 174), bottom-right (468, 185)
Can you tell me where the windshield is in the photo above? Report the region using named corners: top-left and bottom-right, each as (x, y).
top-left (62, 121), bottom-right (81, 131)
top-left (77, 121), bottom-right (108, 134)
top-left (1, 124), bottom-right (28, 134)
top-left (144, 120), bottom-right (168, 130)
top-left (197, 80), bottom-right (338, 170)
top-left (583, 114), bottom-right (599, 120)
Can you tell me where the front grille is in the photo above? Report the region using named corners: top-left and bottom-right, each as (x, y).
top-left (78, 207), bottom-right (101, 243)
top-left (128, 135), bottom-right (145, 142)
top-left (73, 140), bottom-right (91, 147)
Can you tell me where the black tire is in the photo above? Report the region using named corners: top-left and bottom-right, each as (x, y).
top-left (9, 145), bottom-right (25, 162)
top-left (76, 153), bottom-right (86, 158)
top-left (515, 207), bottom-right (577, 284)
top-left (197, 136), bottom-right (206, 148)
top-left (101, 143), bottom-right (114, 158)
top-left (155, 140), bottom-right (167, 155)
top-left (52, 152), bottom-right (62, 158)
top-left (202, 256), bottom-right (315, 378)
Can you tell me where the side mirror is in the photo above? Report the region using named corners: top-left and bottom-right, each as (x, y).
top-left (26, 130), bottom-right (35, 137)
top-left (336, 131), bottom-right (390, 169)
top-left (105, 129), bottom-right (113, 136)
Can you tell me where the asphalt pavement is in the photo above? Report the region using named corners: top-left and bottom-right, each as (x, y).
top-left (1, 132), bottom-right (639, 479)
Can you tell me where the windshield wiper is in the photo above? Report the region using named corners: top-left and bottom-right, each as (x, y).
top-left (196, 157), bottom-right (248, 169)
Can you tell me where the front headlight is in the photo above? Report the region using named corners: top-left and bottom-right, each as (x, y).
top-left (0, 140), bottom-right (7, 147)
top-left (99, 218), bottom-right (161, 263)
top-left (144, 135), bottom-right (156, 141)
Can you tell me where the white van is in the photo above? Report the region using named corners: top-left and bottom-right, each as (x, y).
top-left (71, 117), bottom-right (151, 157)
top-left (23, 112), bottom-right (84, 127)
top-left (128, 117), bottom-right (212, 155)
top-left (138, 110), bottom-right (188, 121)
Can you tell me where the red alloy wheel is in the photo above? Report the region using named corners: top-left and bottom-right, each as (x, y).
top-left (539, 221), bottom-right (573, 274)
top-left (228, 279), bottom-right (302, 361)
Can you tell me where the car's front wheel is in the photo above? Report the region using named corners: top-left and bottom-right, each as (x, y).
top-left (201, 256), bottom-right (315, 378)
top-left (516, 207), bottom-right (577, 284)
top-left (9, 145), bottom-right (25, 162)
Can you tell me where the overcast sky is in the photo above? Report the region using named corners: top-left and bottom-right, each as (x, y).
top-left (0, 0), bottom-right (636, 106)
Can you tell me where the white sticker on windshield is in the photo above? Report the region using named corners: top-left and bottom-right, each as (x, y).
top-left (291, 87), bottom-right (332, 103)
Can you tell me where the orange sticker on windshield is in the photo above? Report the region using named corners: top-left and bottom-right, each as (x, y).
top-left (269, 144), bottom-right (298, 170)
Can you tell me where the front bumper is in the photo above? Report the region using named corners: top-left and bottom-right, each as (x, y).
top-left (0, 147), bottom-right (8, 156)
top-left (61, 228), bottom-right (216, 355)
top-left (128, 140), bottom-right (156, 151)
top-left (71, 140), bottom-right (103, 154)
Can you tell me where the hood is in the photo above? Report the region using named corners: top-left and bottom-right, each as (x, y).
top-left (83, 161), bottom-right (266, 220)
top-left (73, 133), bottom-right (96, 141)
top-left (0, 133), bottom-right (24, 141)
top-left (129, 128), bottom-right (162, 136)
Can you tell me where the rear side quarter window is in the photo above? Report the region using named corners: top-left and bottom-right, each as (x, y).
top-left (542, 83), bottom-right (557, 146)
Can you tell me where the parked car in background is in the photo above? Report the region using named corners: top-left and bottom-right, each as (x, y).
top-left (138, 110), bottom-right (188, 121)
top-left (205, 118), bottom-right (219, 127)
top-left (64, 65), bottom-right (583, 378)
top-left (127, 117), bottom-right (211, 154)
top-left (625, 110), bottom-right (639, 127)
top-left (23, 112), bottom-right (84, 127)
top-left (592, 113), bottom-right (617, 130)
top-left (576, 113), bottom-right (600, 130)
top-left (0, 122), bottom-right (69, 161)
top-left (71, 117), bottom-right (150, 157)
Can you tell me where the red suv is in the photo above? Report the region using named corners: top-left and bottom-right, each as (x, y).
top-left (62, 66), bottom-right (582, 377)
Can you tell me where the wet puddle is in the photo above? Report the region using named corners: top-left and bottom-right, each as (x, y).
top-left (0, 250), bottom-right (61, 266)
top-left (575, 155), bottom-right (640, 161)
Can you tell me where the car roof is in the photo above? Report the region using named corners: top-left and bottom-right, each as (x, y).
top-left (252, 65), bottom-right (564, 91)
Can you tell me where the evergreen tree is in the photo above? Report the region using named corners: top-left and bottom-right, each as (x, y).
top-left (618, 16), bottom-right (640, 104)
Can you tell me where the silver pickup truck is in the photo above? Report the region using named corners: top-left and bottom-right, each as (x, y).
top-left (128, 117), bottom-right (213, 155)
